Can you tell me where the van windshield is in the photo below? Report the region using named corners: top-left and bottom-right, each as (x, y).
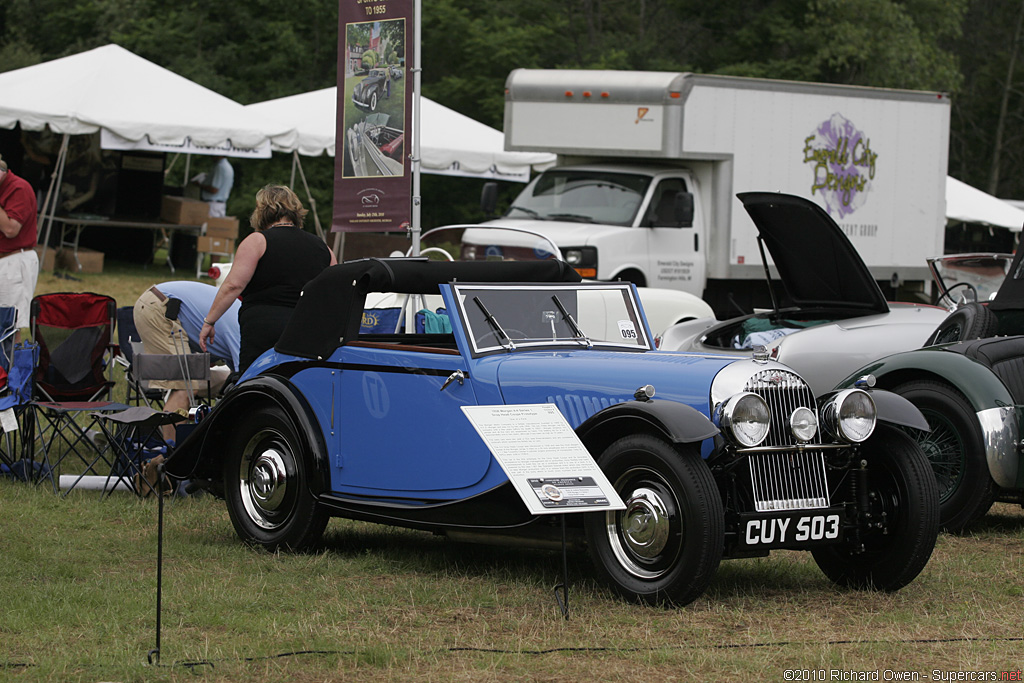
top-left (505, 171), bottom-right (651, 226)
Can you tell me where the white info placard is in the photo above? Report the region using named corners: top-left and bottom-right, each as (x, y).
top-left (461, 404), bottom-right (626, 516)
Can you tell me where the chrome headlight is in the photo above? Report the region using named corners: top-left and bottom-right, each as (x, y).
top-left (564, 249), bottom-right (583, 265)
top-left (820, 389), bottom-right (876, 443)
top-left (789, 406), bottom-right (818, 442)
top-left (715, 391), bottom-right (770, 447)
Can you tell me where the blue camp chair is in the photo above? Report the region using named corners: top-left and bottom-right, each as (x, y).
top-left (0, 306), bottom-right (39, 479)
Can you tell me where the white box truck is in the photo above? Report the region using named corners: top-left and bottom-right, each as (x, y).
top-left (463, 69), bottom-right (950, 314)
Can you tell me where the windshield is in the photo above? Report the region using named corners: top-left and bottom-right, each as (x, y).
top-left (452, 283), bottom-right (651, 355)
top-left (928, 254), bottom-right (1012, 306)
top-left (505, 170), bottom-right (652, 226)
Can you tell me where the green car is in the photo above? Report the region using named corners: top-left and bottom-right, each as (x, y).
top-left (837, 252), bottom-right (1024, 531)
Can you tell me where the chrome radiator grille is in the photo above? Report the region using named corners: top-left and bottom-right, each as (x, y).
top-left (744, 369), bottom-right (829, 512)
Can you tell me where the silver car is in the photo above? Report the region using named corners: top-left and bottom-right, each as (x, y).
top-left (659, 192), bottom-right (949, 395)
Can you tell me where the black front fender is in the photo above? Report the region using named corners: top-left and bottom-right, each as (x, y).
top-left (163, 375), bottom-right (330, 492)
top-left (576, 399), bottom-right (718, 457)
top-left (816, 387), bottom-right (930, 432)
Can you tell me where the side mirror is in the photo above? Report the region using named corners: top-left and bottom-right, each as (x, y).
top-left (480, 182), bottom-right (498, 218)
top-left (675, 191), bottom-right (694, 228)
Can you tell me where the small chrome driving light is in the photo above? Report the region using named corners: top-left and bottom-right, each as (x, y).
top-left (634, 384), bottom-right (655, 402)
top-left (564, 249), bottom-right (583, 265)
top-left (789, 406), bottom-right (818, 442)
top-left (820, 389), bottom-right (876, 443)
top-left (715, 392), bottom-right (770, 447)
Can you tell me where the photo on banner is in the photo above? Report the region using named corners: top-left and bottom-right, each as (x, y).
top-left (333, 1), bottom-right (413, 233)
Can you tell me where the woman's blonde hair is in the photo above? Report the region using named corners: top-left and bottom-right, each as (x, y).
top-left (249, 184), bottom-right (307, 230)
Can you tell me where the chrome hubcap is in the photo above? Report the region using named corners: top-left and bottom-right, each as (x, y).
top-left (621, 487), bottom-right (670, 559)
top-left (239, 434), bottom-right (292, 530)
top-left (606, 467), bottom-right (680, 579)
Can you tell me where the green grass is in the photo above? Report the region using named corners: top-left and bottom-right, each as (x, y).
top-left (0, 479), bottom-right (1021, 682)
top-left (6, 263), bottom-right (1024, 681)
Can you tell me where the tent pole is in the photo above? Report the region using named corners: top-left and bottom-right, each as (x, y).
top-left (38, 133), bottom-right (70, 263)
top-left (410, 0), bottom-right (422, 257)
top-left (292, 150), bottom-right (325, 242)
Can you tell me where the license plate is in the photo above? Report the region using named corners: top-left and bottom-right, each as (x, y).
top-left (738, 509), bottom-right (844, 549)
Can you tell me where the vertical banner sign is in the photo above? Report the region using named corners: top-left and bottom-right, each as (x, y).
top-left (334, 0), bottom-right (413, 233)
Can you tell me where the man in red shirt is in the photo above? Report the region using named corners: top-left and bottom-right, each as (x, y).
top-left (0, 152), bottom-right (40, 339)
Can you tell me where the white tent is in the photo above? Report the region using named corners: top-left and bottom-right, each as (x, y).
top-left (245, 87), bottom-right (554, 182)
top-left (0, 44), bottom-right (295, 151)
top-left (0, 44), bottom-right (302, 250)
top-left (946, 176), bottom-right (1024, 231)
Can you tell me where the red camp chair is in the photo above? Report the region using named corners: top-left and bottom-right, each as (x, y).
top-left (25, 292), bottom-right (129, 494)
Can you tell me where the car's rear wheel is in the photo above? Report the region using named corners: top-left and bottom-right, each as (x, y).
top-left (585, 434), bottom-right (723, 606)
top-left (224, 406), bottom-right (328, 551)
top-left (892, 379), bottom-right (996, 531)
top-left (812, 425), bottom-right (938, 591)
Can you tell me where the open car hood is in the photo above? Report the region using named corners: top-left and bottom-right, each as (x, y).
top-left (738, 192), bottom-right (888, 314)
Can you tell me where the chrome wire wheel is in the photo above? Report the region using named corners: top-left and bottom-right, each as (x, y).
top-left (606, 467), bottom-right (682, 580)
top-left (910, 408), bottom-right (964, 504)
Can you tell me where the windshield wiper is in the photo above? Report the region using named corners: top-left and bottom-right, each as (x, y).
top-left (473, 297), bottom-right (516, 351)
top-left (507, 205), bottom-right (540, 219)
top-left (551, 295), bottom-right (592, 348)
top-left (546, 213), bottom-right (597, 223)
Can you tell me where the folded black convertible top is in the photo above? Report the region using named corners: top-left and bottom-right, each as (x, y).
top-left (275, 258), bottom-right (582, 360)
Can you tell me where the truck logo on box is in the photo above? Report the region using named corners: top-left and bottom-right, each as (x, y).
top-left (803, 113), bottom-right (879, 218)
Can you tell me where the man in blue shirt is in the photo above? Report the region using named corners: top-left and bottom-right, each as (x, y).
top-left (133, 281), bottom-right (241, 439)
top-left (194, 156), bottom-right (234, 218)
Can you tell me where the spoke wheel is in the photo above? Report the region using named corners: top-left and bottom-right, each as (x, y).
top-left (893, 380), bottom-right (996, 531)
top-left (224, 407), bottom-right (328, 551)
top-left (585, 434), bottom-right (722, 606)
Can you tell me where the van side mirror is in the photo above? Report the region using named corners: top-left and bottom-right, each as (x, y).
top-left (647, 190), bottom-right (695, 227)
top-left (675, 191), bottom-right (694, 228)
top-left (480, 182), bottom-right (498, 218)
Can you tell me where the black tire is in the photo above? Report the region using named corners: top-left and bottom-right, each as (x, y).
top-left (812, 425), bottom-right (939, 591)
top-left (223, 407), bottom-right (329, 551)
top-left (584, 434), bottom-right (723, 606)
top-left (925, 302), bottom-right (998, 345)
top-left (892, 380), bottom-right (996, 531)
top-left (368, 91), bottom-right (378, 112)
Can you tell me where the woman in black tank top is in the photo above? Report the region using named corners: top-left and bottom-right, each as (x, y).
top-left (198, 185), bottom-right (336, 373)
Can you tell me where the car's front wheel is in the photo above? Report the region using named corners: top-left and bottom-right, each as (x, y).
top-left (584, 434), bottom-right (723, 606)
top-left (812, 425), bottom-right (938, 591)
top-left (893, 379), bottom-right (996, 531)
top-left (224, 407), bottom-right (328, 551)
top-left (368, 91), bottom-right (378, 111)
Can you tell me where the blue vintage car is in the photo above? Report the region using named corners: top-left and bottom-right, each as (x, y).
top-left (166, 258), bottom-right (939, 606)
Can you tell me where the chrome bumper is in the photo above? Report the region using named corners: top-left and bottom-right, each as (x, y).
top-left (977, 406), bottom-right (1020, 489)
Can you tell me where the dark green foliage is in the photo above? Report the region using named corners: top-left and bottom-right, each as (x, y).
top-left (1, 0), bottom-right (1021, 227)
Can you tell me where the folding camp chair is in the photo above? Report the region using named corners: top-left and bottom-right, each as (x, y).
top-left (31, 292), bottom-right (118, 402)
top-left (25, 293), bottom-right (130, 493)
top-left (113, 306), bottom-right (164, 407)
top-left (0, 307), bottom-right (36, 478)
top-left (94, 331), bottom-right (212, 496)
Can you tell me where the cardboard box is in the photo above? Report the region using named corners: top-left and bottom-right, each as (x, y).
top-left (34, 245), bottom-right (56, 271)
top-left (57, 247), bottom-right (104, 274)
top-left (197, 235), bottom-right (234, 254)
top-left (205, 216), bottom-right (239, 238)
top-left (161, 196), bottom-right (210, 225)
